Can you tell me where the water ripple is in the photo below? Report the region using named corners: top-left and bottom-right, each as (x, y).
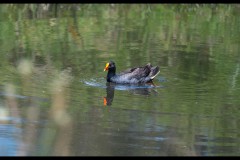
top-left (81, 77), bottom-right (164, 91)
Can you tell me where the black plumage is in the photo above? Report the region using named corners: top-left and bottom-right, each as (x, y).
top-left (104, 61), bottom-right (160, 84)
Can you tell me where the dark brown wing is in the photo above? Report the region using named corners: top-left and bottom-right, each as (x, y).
top-left (118, 67), bottom-right (138, 75)
top-left (117, 65), bottom-right (151, 80)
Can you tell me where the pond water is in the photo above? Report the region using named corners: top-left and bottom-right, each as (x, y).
top-left (0, 4), bottom-right (240, 156)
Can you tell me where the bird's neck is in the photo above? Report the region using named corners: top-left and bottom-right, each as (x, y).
top-left (107, 69), bottom-right (116, 82)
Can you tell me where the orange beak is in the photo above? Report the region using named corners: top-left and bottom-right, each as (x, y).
top-left (104, 63), bottom-right (109, 71)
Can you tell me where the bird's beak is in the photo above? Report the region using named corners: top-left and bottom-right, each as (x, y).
top-left (104, 63), bottom-right (109, 71)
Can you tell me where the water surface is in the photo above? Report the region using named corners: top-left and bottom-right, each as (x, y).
top-left (0, 4), bottom-right (240, 156)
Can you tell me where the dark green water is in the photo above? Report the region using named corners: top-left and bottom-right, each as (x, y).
top-left (0, 4), bottom-right (240, 156)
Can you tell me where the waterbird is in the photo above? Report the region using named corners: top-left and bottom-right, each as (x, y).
top-left (103, 61), bottom-right (160, 84)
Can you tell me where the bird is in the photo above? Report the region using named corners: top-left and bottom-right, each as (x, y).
top-left (103, 61), bottom-right (160, 84)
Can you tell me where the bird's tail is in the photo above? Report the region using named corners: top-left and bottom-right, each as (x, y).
top-left (149, 66), bottom-right (160, 80)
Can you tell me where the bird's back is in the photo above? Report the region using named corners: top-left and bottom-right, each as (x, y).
top-left (112, 63), bottom-right (159, 83)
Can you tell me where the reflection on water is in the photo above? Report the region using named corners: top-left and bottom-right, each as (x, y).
top-left (82, 77), bottom-right (163, 106)
top-left (104, 83), bottom-right (115, 106)
top-left (0, 4), bottom-right (240, 156)
top-left (103, 82), bottom-right (161, 106)
top-left (0, 124), bottom-right (21, 156)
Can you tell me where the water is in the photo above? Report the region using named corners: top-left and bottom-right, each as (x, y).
top-left (0, 4), bottom-right (240, 156)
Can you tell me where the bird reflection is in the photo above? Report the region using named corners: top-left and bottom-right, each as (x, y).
top-left (103, 82), bottom-right (115, 106)
top-left (103, 82), bottom-right (159, 106)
